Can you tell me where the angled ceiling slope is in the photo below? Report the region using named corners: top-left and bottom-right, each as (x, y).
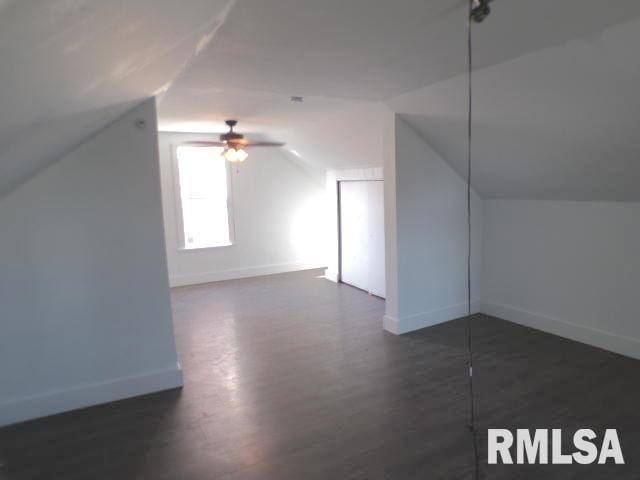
top-left (0, 0), bottom-right (235, 197)
top-left (3, 0), bottom-right (640, 200)
top-left (158, 0), bottom-right (640, 201)
top-left (390, 0), bottom-right (640, 200)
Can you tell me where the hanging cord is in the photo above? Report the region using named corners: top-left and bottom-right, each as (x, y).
top-left (467, 1), bottom-right (480, 479)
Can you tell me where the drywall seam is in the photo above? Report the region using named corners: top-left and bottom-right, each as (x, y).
top-left (154, 0), bottom-right (238, 103)
top-left (483, 302), bottom-right (640, 361)
top-left (0, 365), bottom-right (183, 428)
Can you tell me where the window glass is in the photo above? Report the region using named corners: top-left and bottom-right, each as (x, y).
top-left (176, 146), bottom-right (231, 249)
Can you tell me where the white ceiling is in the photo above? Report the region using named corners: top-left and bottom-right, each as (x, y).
top-left (2, 0), bottom-right (640, 199)
top-left (155, 0), bottom-right (469, 171)
top-left (158, 88), bottom-right (387, 171)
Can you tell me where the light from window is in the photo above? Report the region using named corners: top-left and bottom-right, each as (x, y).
top-left (176, 145), bottom-right (232, 249)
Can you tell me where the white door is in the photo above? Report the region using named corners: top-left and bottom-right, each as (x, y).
top-left (367, 181), bottom-right (385, 297)
top-left (339, 181), bottom-right (385, 298)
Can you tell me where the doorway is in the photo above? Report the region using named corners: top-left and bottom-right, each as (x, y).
top-left (338, 180), bottom-right (385, 298)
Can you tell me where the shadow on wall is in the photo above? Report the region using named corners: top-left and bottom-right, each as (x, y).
top-left (0, 99), bottom-right (146, 199)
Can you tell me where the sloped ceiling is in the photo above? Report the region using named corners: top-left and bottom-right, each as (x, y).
top-left (0, 0), bottom-right (236, 196)
top-left (159, 0), bottom-right (640, 200)
top-left (389, 1), bottom-right (640, 200)
top-left (2, 0), bottom-right (640, 199)
top-left (155, 0), bottom-right (469, 171)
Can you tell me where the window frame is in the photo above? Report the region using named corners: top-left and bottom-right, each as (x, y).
top-left (171, 142), bottom-right (236, 252)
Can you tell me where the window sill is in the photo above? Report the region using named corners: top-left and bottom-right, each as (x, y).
top-left (179, 243), bottom-right (234, 252)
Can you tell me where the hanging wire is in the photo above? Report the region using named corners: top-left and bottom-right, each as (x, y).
top-left (466, 1), bottom-right (482, 479)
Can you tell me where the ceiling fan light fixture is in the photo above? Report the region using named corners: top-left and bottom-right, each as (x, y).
top-left (184, 120), bottom-right (284, 163)
top-left (221, 146), bottom-right (248, 163)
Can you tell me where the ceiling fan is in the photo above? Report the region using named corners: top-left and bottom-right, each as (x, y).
top-left (185, 120), bottom-right (285, 163)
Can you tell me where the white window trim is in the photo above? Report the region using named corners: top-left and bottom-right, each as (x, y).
top-left (171, 142), bottom-right (236, 252)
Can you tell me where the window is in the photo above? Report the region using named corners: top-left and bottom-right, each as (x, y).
top-left (175, 145), bottom-right (233, 249)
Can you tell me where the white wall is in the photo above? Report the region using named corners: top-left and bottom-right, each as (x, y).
top-left (483, 200), bottom-right (640, 359)
top-left (324, 167), bottom-right (383, 283)
top-left (384, 115), bottom-right (483, 334)
top-left (158, 132), bottom-right (327, 287)
top-left (383, 112), bottom-right (399, 320)
top-left (0, 99), bottom-right (181, 426)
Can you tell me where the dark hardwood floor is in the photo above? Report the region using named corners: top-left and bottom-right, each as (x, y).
top-left (1, 269), bottom-right (639, 479)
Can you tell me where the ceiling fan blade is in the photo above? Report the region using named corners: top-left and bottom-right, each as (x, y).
top-left (183, 141), bottom-right (227, 147)
top-left (241, 141), bottom-right (286, 147)
top-left (226, 138), bottom-right (285, 147)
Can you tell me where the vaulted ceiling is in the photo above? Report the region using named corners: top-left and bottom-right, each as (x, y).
top-left (0, 0), bottom-right (234, 196)
top-left (2, 0), bottom-right (639, 199)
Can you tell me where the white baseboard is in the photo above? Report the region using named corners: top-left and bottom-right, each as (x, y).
top-left (170, 262), bottom-right (327, 287)
top-left (483, 302), bottom-right (640, 361)
top-left (384, 301), bottom-right (482, 335)
top-left (324, 269), bottom-right (339, 283)
top-left (0, 364), bottom-right (183, 427)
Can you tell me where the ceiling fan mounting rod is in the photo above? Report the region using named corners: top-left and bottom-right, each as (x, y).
top-left (225, 119), bottom-right (238, 132)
